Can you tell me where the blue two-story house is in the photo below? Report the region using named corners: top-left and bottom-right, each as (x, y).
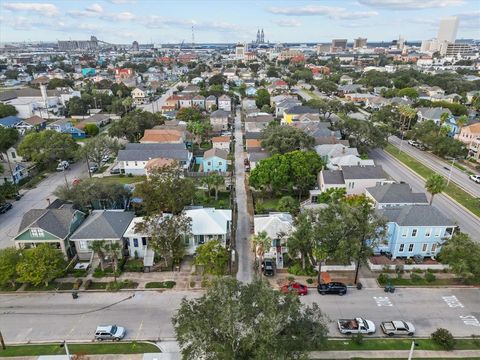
top-left (46, 119), bottom-right (86, 139)
top-left (375, 205), bottom-right (456, 259)
top-left (202, 148), bottom-right (228, 173)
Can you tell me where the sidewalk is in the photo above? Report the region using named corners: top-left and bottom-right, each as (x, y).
top-left (309, 349), bottom-right (480, 359)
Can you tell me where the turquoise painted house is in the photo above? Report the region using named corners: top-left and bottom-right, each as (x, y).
top-left (202, 148), bottom-right (228, 173)
top-left (375, 205), bottom-right (456, 259)
top-left (82, 68), bottom-right (96, 77)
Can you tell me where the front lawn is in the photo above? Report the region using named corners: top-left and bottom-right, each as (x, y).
top-left (96, 175), bottom-right (146, 185)
top-left (385, 144), bottom-right (480, 217)
top-left (325, 338), bottom-right (480, 351)
top-left (0, 342), bottom-right (159, 357)
top-left (194, 190), bottom-right (231, 209)
top-left (23, 282), bottom-right (62, 291)
top-left (145, 281), bottom-right (176, 289)
top-left (377, 274), bottom-right (464, 287)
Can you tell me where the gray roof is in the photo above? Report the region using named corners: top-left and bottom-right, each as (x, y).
top-left (248, 151), bottom-right (269, 162)
top-left (342, 165), bottom-right (386, 180)
top-left (204, 148), bottom-right (228, 160)
top-left (322, 170), bottom-right (345, 185)
top-left (379, 205), bottom-right (455, 227)
top-left (366, 183), bottom-right (428, 204)
top-left (71, 211), bottom-right (135, 240)
top-left (245, 132), bottom-right (263, 139)
top-left (210, 109), bottom-right (230, 118)
top-left (118, 143), bottom-right (190, 162)
top-left (417, 107), bottom-right (452, 120)
top-left (285, 106), bottom-right (318, 115)
top-left (18, 208), bottom-right (81, 239)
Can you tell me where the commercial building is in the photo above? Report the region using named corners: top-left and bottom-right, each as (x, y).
top-left (331, 39), bottom-right (348, 53)
top-left (354, 38), bottom-right (367, 49)
top-left (437, 16), bottom-right (459, 44)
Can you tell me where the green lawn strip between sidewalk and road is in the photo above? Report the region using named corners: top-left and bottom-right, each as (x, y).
top-left (325, 338), bottom-right (480, 351)
top-left (385, 144), bottom-right (480, 217)
top-left (0, 342), bottom-right (159, 357)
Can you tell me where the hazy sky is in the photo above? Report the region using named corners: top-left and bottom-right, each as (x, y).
top-left (0, 0), bottom-right (479, 44)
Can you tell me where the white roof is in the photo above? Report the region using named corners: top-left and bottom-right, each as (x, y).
top-left (123, 215), bottom-right (172, 238)
top-left (184, 208), bottom-right (232, 235)
top-left (254, 212), bottom-right (293, 239)
top-left (329, 155), bottom-right (375, 168)
top-left (315, 144), bottom-right (359, 159)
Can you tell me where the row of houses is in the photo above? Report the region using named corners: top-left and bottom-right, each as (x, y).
top-left (163, 94), bottom-right (232, 112)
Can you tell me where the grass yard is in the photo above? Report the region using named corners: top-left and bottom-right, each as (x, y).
top-left (325, 338), bottom-right (480, 351)
top-left (385, 144), bottom-right (480, 217)
top-left (145, 281), bottom-right (176, 289)
top-left (377, 276), bottom-right (462, 287)
top-left (0, 342), bottom-right (159, 357)
top-left (194, 190), bottom-right (231, 209)
top-left (96, 175), bottom-right (146, 185)
top-left (23, 282), bottom-right (63, 291)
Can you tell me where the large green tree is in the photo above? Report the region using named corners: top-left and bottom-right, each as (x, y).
top-left (18, 130), bottom-right (79, 168)
top-left (0, 127), bottom-right (20, 181)
top-left (337, 115), bottom-right (388, 154)
top-left (108, 110), bottom-right (164, 142)
top-left (133, 164), bottom-right (196, 215)
top-left (78, 136), bottom-right (120, 168)
top-left (0, 247), bottom-right (22, 289)
top-left (255, 89), bottom-right (270, 108)
top-left (66, 96), bottom-right (89, 116)
top-left (172, 278), bottom-right (328, 360)
top-left (249, 150), bottom-right (324, 197)
top-left (0, 103), bottom-right (18, 118)
top-left (16, 244), bottom-right (65, 286)
top-left (261, 124), bottom-right (314, 155)
top-left (439, 233), bottom-right (480, 283)
top-left (194, 240), bottom-right (229, 276)
top-left (136, 213), bottom-right (191, 268)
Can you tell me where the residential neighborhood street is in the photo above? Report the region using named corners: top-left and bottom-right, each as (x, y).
top-left (371, 149), bottom-right (480, 241)
top-left (136, 82), bottom-right (186, 113)
top-left (234, 107), bottom-right (253, 283)
top-left (389, 136), bottom-right (480, 197)
top-left (0, 161), bottom-right (88, 249)
top-left (0, 287), bottom-right (478, 343)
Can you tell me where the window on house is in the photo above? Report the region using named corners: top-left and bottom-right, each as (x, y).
top-left (184, 237), bottom-right (190, 246)
top-left (431, 243), bottom-right (437, 253)
top-left (134, 161), bottom-right (138, 166)
top-left (411, 229), bottom-right (417, 237)
top-left (30, 228), bottom-right (44, 237)
top-left (207, 161), bottom-right (211, 166)
top-left (425, 228), bottom-right (431, 237)
top-left (399, 244), bottom-right (405, 252)
top-left (79, 241), bottom-right (88, 250)
top-left (133, 238), bottom-right (139, 248)
top-left (422, 243), bottom-right (428, 252)
top-left (218, 162), bottom-right (222, 165)
top-left (142, 237), bottom-right (147, 246)
top-left (445, 227), bottom-right (454, 236)
top-left (408, 244), bottom-right (414, 252)
top-left (401, 228), bottom-right (408, 237)
top-left (11, 152), bottom-right (16, 159)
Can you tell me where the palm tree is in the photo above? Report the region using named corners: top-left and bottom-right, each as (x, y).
top-left (104, 242), bottom-right (122, 281)
top-left (456, 115), bottom-right (468, 133)
top-left (252, 231), bottom-right (272, 274)
top-left (89, 240), bottom-right (106, 271)
top-left (122, 97), bottom-right (133, 113)
top-left (398, 105), bottom-right (416, 132)
top-left (425, 174), bottom-right (447, 205)
top-left (202, 175), bottom-right (215, 197)
top-left (210, 173), bottom-right (224, 201)
top-left (438, 112), bottom-right (450, 136)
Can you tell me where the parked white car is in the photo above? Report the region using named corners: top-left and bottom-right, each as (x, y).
top-left (381, 320), bottom-right (415, 336)
top-left (469, 174), bottom-right (480, 184)
top-left (56, 161), bottom-right (70, 171)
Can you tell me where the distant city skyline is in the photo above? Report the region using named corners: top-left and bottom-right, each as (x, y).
top-left (0, 0), bottom-right (479, 44)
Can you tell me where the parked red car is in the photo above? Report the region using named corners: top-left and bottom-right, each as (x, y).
top-left (281, 282), bottom-right (308, 296)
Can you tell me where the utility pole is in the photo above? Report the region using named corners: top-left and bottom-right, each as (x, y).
top-left (0, 330), bottom-right (5, 350)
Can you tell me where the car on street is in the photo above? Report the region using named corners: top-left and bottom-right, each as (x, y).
top-left (0, 202), bottom-right (13, 214)
top-left (469, 174), bottom-right (480, 184)
top-left (56, 161), bottom-right (70, 171)
top-left (338, 318), bottom-right (376, 335)
top-left (381, 320), bottom-right (415, 336)
top-left (89, 164), bottom-right (99, 173)
top-left (110, 168), bottom-right (121, 175)
top-left (94, 325), bottom-right (126, 341)
top-left (262, 258), bottom-right (275, 277)
top-left (317, 282), bottom-right (347, 296)
top-left (281, 282), bottom-right (308, 296)
top-left (407, 140), bottom-right (418, 146)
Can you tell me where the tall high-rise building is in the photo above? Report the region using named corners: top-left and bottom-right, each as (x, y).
top-left (132, 41), bottom-right (139, 51)
top-left (261, 29), bottom-right (265, 43)
top-left (353, 38), bottom-right (367, 49)
top-left (437, 16), bottom-right (459, 43)
top-left (235, 43), bottom-right (246, 60)
top-left (331, 39), bottom-right (348, 53)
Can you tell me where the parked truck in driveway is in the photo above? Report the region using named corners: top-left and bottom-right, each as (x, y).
top-left (381, 320), bottom-right (415, 336)
top-left (337, 318), bottom-right (376, 335)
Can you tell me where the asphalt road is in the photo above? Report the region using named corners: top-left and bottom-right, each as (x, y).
top-left (0, 287), bottom-right (478, 343)
top-left (389, 136), bottom-right (480, 197)
top-left (0, 161), bottom-right (88, 249)
top-left (136, 82), bottom-right (186, 113)
top-left (234, 107), bottom-right (253, 283)
top-left (371, 149), bottom-right (480, 241)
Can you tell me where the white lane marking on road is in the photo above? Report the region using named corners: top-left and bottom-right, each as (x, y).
top-left (135, 320), bottom-right (144, 341)
top-left (442, 295), bottom-right (464, 308)
top-left (373, 296), bottom-right (393, 307)
top-left (460, 315), bottom-right (480, 327)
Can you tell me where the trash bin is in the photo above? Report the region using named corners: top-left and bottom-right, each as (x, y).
top-left (72, 292), bottom-right (78, 299)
